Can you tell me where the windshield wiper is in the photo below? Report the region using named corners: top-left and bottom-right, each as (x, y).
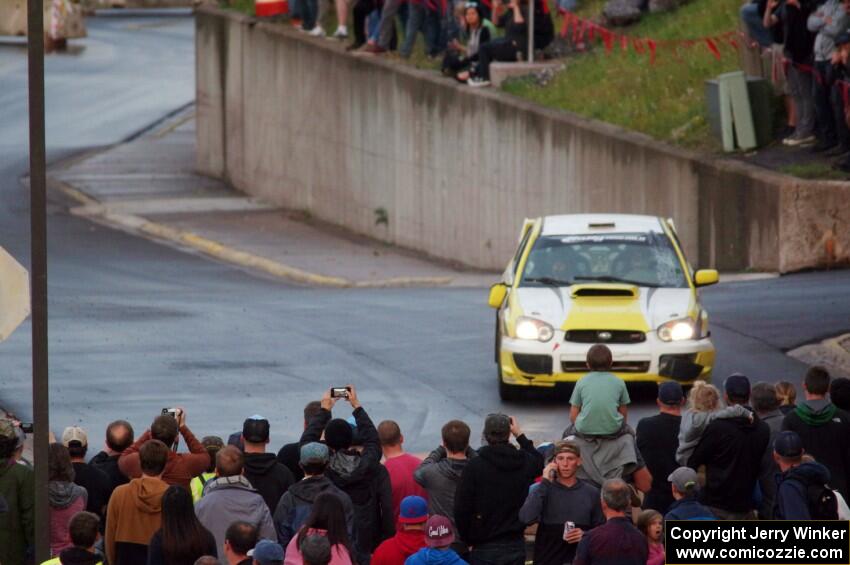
top-left (574, 275), bottom-right (660, 288)
top-left (523, 277), bottom-right (574, 286)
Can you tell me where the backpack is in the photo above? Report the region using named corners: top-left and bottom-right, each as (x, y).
top-left (806, 483), bottom-right (839, 520)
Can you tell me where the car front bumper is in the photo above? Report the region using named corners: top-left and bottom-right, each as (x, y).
top-left (499, 332), bottom-right (715, 387)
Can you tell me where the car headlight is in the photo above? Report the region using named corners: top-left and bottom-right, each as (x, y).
top-left (657, 318), bottom-right (695, 342)
top-left (515, 317), bottom-right (555, 342)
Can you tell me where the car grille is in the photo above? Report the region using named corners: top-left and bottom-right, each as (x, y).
top-left (564, 330), bottom-right (646, 344)
top-left (513, 354), bottom-right (553, 375)
top-left (561, 360), bottom-right (650, 373)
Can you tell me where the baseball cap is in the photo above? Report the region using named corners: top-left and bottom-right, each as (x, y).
top-left (551, 440), bottom-right (581, 458)
top-left (724, 373), bottom-right (751, 399)
top-left (247, 540), bottom-right (284, 564)
top-left (658, 381), bottom-right (684, 405)
top-left (425, 515), bottom-right (455, 548)
top-left (242, 416), bottom-right (270, 443)
top-left (774, 430), bottom-right (804, 458)
top-left (398, 496), bottom-right (428, 524)
top-left (300, 442), bottom-right (329, 464)
top-left (62, 426), bottom-right (88, 447)
top-left (483, 413), bottom-right (511, 441)
top-left (667, 466), bottom-right (698, 493)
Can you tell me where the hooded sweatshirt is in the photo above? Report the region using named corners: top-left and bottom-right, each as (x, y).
top-left (273, 475), bottom-right (356, 548)
top-left (414, 447), bottom-right (473, 535)
top-left (0, 458), bottom-right (35, 565)
top-left (243, 452), bottom-right (295, 514)
top-left (454, 435), bottom-right (543, 546)
top-left (773, 461), bottom-right (832, 519)
top-left (783, 399), bottom-right (850, 499)
top-left (687, 408), bottom-right (770, 513)
top-left (105, 476), bottom-right (167, 565)
top-left (372, 528), bottom-right (428, 565)
top-left (405, 547), bottom-right (468, 565)
top-left (195, 475), bottom-right (277, 559)
top-left (49, 481), bottom-right (88, 556)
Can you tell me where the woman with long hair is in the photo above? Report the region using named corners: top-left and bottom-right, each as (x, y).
top-left (285, 493), bottom-right (355, 565)
top-left (148, 486), bottom-right (217, 565)
top-left (48, 443), bottom-right (88, 556)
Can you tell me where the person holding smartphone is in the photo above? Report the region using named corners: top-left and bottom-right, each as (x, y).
top-left (519, 442), bottom-right (603, 565)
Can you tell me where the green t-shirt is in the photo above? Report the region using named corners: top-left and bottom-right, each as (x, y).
top-left (569, 371), bottom-right (630, 435)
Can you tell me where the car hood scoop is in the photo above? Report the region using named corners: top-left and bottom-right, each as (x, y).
top-left (570, 284), bottom-right (638, 299)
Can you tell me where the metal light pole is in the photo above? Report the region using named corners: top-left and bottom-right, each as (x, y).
top-left (527, 0), bottom-right (534, 63)
top-left (27, 0), bottom-right (50, 559)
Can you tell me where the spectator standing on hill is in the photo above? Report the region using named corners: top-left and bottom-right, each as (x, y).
top-left (519, 441), bottom-right (603, 565)
top-left (414, 420), bottom-right (474, 555)
top-left (372, 496), bottom-right (429, 565)
top-left (751, 382), bottom-right (784, 519)
top-left (284, 493), bottom-right (357, 565)
top-left (687, 374), bottom-right (770, 520)
top-left (764, 0), bottom-right (818, 147)
top-left (223, 522), bottom-right (258, 565)
top-left (242, 416), bottom-right (295, 513)
top-left (776, 381), bottom-right (798, 415)
top-left (274, 442), bottom-right (355, 548)
top-left (90, 420), bottom-right (134, 492)
top-left (741, 0), bottom-right (776, 48)
top-left (807, 0), bottom-right (850, 153)
top-left (41, 511), bottom-right (102, 565)
top-left (105, 440), bottom-right (169, 565)
top-left (278, 401), bottom-right (323, 482)
top-left (635, 382), bottom-right (683, 514)
top-left (147, 485), bottom-right (217, 565)
top-left (119, 409), bottom-right (210, 489)
top-left (0, 418), bottom-right (34, 565)
top-left (405, 515), bottom-right (468, 565)
top-left (300, 385), bottom-right (389, 559)
top-left (829, 377), bottom-right (850, 412)
top-left (772, 431), bottom-right (837, 519)
top-left (196, 446), bottom-right (277, 559)
top-left (379, 420), bottom-right (427, 521)
top-left (399, 0), bottom-right (442, 58)
top-left (49, 443), bottom-right (89, 556)
top-left (454, 414), bottom-right (543, 565)
top-left (568, 345), bottom-right (630, 437)
top-left (663, 467), bottom-right (714, 521)
top-left (63, 427), bottom-right (111, 522)
top-left (782, 366), bottom-right (850, 500)
top-left (191, 436), bottom-right (225, 503)
top-left (573, 479), bottom-right (648, 565)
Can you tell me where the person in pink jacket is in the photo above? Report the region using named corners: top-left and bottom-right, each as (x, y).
top-left (285, 493), bottom-right (355, 565)
top-left (48, 444), bottom-right (88, 556)
top-left (636, 510), bottom-right (664, 565)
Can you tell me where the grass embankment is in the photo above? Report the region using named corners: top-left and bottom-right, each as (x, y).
top-left (504, 0), bottom-right (743, 148)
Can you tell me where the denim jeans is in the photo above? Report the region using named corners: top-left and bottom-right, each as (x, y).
top-left (788, 64), bottom-right (816, 138)
top-left (301, 0), bottom-right (318, 29)
top-left (400, 2), bottom-right (441, 57)
top-left (469, 538), bottom-right (526, 565)
top-left (813, 60), bottom-right (837, 145)
top-left (740, 2), bottom-right (773, 48)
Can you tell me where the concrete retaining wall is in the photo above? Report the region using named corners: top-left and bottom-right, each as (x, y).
top-left (196, 6), bottom-right (850, 273)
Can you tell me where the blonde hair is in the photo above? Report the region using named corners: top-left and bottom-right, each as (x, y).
top-left (687, 381), bottom-right (722, 412)
top-left (775, 381), bottom-right (797, 407)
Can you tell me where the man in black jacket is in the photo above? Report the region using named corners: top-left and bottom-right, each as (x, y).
top-left (635, 382), bottom-right (683, 514)
top-left (782, 366), bottom-right (850, 500)
top-left (89, 420), bottom-right (134, 492)
top-left (455, 414), bottom-right (543, 565)
top-left (300, 385), bottom-right (390, 562)
top-left (688, 374), bottom-right (770, 520)
top-left (242, 416), bottom-right (295, 513)
top-left (277, 401), bottom-right (323, 481)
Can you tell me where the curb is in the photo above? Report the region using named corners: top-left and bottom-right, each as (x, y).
top-left (52, 175), bottom-right (454, 289)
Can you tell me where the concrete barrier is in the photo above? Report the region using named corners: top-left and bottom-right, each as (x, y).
top-left (195, 6), bottom-right (850, 273)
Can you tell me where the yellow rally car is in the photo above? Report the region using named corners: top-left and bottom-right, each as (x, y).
top-left (488, 214), bottom-right (719, 400)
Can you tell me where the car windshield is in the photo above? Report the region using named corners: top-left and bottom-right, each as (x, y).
top-left (520, 232), bottom-right (688, 288)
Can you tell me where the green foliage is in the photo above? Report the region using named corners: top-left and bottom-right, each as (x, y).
top-left (779, 163), bottom-right (850, 181)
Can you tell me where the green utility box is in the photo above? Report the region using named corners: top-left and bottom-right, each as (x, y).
top-left (706, 73), bottom-right (773, 151)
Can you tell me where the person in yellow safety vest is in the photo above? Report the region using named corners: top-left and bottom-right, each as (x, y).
top-left (191, 436), bottom-right (225, 503)
top-left (41, 511), bottom-right (103, 565)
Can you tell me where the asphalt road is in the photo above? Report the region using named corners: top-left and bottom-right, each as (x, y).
top-left (2, 13), bottom-right (850, 453)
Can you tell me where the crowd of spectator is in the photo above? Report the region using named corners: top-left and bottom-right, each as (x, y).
top-left (284, 0), bottom-right (554, 87)
top-left (742, 0), bottom-right (850, 170)
top-left (4, 348), bottom-right (850, 565)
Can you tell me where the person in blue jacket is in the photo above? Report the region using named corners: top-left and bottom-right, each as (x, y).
top-left (405, 515), bottom-right (468, 565)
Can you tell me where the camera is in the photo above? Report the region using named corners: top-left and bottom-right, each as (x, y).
top-left (162, 408), bottom-right (179, 418)
top-left (330, 387), bottom-right (351, 399)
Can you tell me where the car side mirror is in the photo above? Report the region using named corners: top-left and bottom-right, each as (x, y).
top-left (488, 283), bottom-right (508, 308)
top-left (694, 269), bottom-right (719, 287)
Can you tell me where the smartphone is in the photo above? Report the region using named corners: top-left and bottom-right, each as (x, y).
top-left (20, 423), bottom-right (34, 433)
top-left (162, 408), bottom-right (179, 418)
top-left (330, 387), bottom-right (350, 399)
top-left (563, 521), bottom-right (575, 541)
